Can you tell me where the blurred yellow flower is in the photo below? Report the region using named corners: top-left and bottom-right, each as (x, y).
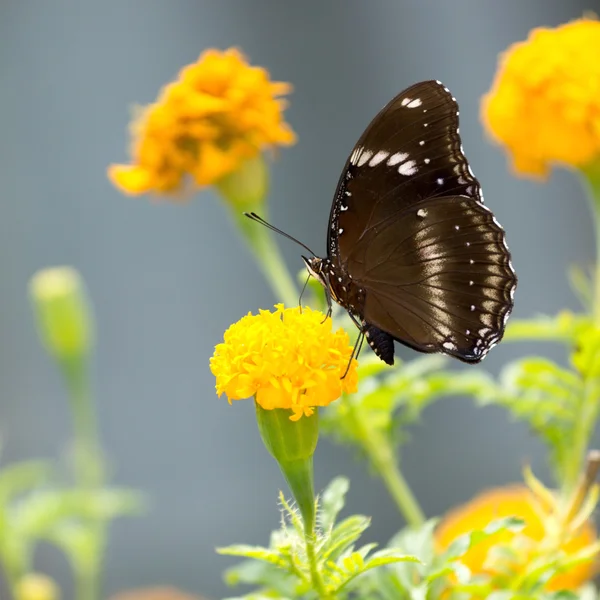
top-left (210, 304), bottom-right (358, 420)
top-left (15, 573), bottom-right (59, 600)
top-left (482, 17), bottom-right (600, 177)
top-left (109, 48), bottom-right (295, 196)
top-left (435, 485), bottom-right (598, 592)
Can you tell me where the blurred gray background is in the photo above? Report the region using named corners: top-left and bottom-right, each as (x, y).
top-left (0, 1), bottom-right (598, 598)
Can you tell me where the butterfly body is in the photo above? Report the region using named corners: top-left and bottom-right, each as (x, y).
top-left (307, 80), bottom-right (517, 365)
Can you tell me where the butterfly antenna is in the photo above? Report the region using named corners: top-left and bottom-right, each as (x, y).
top-left (244, 212), bottom-right (316, 257)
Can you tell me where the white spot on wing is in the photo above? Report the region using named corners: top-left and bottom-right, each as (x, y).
top-left (357, 150), bottom-right (373, 167)
top-left (443, 341), bottom-right (456, 351)
top-left (406, 98), bottom-right (422, 108)
top-left (387, 152), bottom-right (408, 166)
top-left (350, 146), bottom-right (362, 165)
top-left (437, 178), bottom-right (444, 186)
top-left (398, 160), bottom-right (418, 176)
top-left (369, 150), bottom-right (389, 167)
top-left (417, 208), bottom-right (427, 218)
top-left (424, 158), bottom-right (430, 164)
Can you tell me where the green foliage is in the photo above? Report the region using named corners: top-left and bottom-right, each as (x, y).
top-left (321, 352), bottom-right (494, 458)
top-left (353, 515), bottom-right (600, 600)
top-left (482, 356), bottom-right (582, 481)
top-left (502, 312), bottom-right (590, 344)
top-left (219, 477), bottom-right (419, 599)
top-left (477, 316), bottom-right (600, 486)
top-left (0, 456), bottom-right (143, 586)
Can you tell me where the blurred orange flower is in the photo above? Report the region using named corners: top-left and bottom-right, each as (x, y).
top-left (109, 48), bottom-right (295, 197)
top-left (435, 485), bottom-right (598, 592)
top-left (482, 17), bottom-right (600, 178)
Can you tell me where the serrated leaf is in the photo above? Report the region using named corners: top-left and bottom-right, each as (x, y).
top-left (330, 549), bottom-right (420, 595)
top-left (319, 515), bottom-right (370, 563)
top-left (217, 544), bottom-right (285, 567)
top-left (318, 477), bottom-right (349, 532)
top-left (278, 492), bottom-right (305, 538)
top-left (362, 550), bottom-right (420, 569)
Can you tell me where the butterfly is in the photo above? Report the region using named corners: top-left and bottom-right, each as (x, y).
top-left (249, 80), bottom-right (517, 366)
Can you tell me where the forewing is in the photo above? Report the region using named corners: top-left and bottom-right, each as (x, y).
top-left (349, 196), bottom-right (516, 362)
top-left (328, 80), bottom-right (482, 266)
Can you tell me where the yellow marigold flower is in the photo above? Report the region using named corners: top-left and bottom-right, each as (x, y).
top-left (109, 48), bottom-right (295, 196)
top-left (482, 17), bottom-right (600, 177)
top-left (435, 485), bottom-right (598, 592)
top-left (210, 304), bottom-right (358, 420)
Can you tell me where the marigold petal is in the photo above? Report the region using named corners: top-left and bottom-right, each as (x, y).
top-left (210, 305), bottom-right (357, 419)
top-left (108, 164), bottom-right (154, 195)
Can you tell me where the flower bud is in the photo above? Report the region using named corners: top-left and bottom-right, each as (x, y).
top-left (29, 267), bottom-right (93, 361)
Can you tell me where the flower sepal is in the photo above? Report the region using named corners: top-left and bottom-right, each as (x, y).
top-left (255, 403), bottom-right (318, 530)
top-left (216, 154), bottom-right (268, 212)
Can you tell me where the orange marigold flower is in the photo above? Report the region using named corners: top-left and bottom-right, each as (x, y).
top-left (482, 17), bottom-right (600, 178)
top-left (435, 485), bottom-right (598, 592)
top-left (210, 304), bottom-right (358, 421)
top-left (109, 48), bottom-right (295, 196)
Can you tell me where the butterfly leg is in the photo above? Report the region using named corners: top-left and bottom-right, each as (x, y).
top-left (298, 273), bottom-right (311, 313)
top-left (320, 279), bottom-right (334, 323)
top-left (342, 329), bottom-right (365, 379)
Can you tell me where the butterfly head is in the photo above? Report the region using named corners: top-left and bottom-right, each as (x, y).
top-left (302, 256), bottom-right (327, 287)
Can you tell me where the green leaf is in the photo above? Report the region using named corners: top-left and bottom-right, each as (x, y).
top-left (319, 515), bottom-right (371, 563)
top-left (443, 517), bottom-right (524, 560)
top-left (485, 356), bottom-right (583, 481)
top-left (12, 487), bottom-right (144, 539)
top-left (502, 313), bottom-right (590, 344)
top-left (217, 544), bottom-right (285, 566)
top-left (0, 461), bottom-right (53, 501)
top-left (328, 548), bottom-right (419, 594)
top-left (318, 476), bottom-right (349, 532)
top-left (568, 264), bottom-right (594, 312)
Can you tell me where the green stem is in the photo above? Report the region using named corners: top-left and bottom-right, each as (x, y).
top-left (565, 380), bottom-right (599, 492)
top-left (60, 356), bottom-right (105, 600)
top-left (61, 357), bottom-right (103, 488)
top-left (344, 396), bottom-right (425, 528)
top-left (233, 209), bottom-right (299, 307)
top-left (583, 165), bottom-right (600, 327)
top-left (564, 165), bottom-right (600, 492)
top-left (279, 459), bottom-right (329, 598)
